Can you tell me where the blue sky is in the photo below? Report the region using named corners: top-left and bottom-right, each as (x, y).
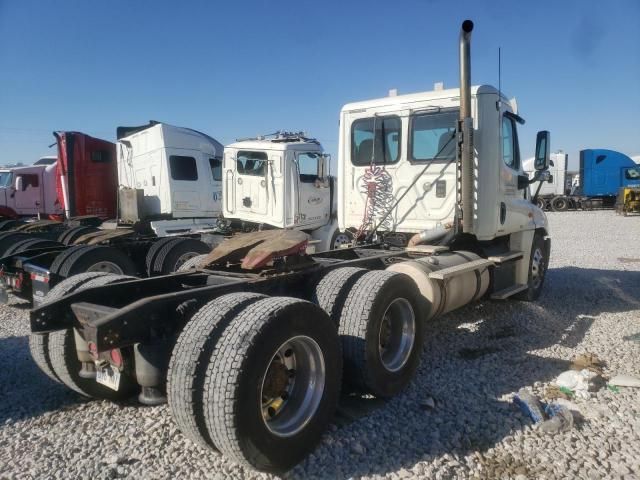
top-left (1, 0), bottom-right (639, 169)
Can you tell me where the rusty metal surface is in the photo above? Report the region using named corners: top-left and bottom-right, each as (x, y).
top-left (75, 229), bottom-right (135, 245)
top-left (199, 230), bottom-right (309, 270)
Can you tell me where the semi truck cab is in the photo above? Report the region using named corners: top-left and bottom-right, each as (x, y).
top-left (223, 133), bottom-right (340, 251)
top-left (338, 86), bottom-right (548, 243)
top-left (116, 122), bottom-right (224, 221)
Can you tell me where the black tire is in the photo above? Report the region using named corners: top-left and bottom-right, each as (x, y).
top-left (312, 267), bottom-right (367, 326)
top-left (49, 245), bottom-right (85, 275)
top-left (535, 197), bottom-right (546, 210)
top-left (28, 272), bottom-right (113, 383)
top-left (514, 232), bottom-right (549, 302)
top-left (58, 226), bottom-right (99, 245)
top-left (0, 233), bottom-right (29, 257)
top-left (0, 219), bottom-right (21, 231)
top-left (144, 237), bottom-right (177, 276)
top-left (203, 297), bottom-right (342, 473)
top-left (56, 245), bottom-right (137, 278)
top-left (47, 273), bottom-right (137, 399)
top-left (5, 238), bottom-right (62, 256)
top-left (329, 229), bottom-right (354, 250)
top-left (168, 292), bottom-right (266, 449)
top-left (177, 254), bottom-right (209, 272)
top-left (337, 270), bottom-right (424, 398)
top-left (153, 238), bottom-right (210, 275)
top-left (551, 196), bottom-right (569, 212)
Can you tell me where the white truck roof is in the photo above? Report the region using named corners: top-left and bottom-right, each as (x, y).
top-left (341, 85), bottom-right (509, 113)
top-left (119, 122), bottom-right (224, 158)
top-left (227, 135), bottom-right (323, 152)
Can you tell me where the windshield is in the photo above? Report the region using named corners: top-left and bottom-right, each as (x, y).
top-left (0, 172), bottom-right (13, 188)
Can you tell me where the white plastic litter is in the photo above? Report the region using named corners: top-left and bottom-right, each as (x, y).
top-left (554, 369), bottom-right (597, 399)
top-left (609, 374), bottom-right (640, 388)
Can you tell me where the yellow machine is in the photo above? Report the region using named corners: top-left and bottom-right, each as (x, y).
top-left (615, 187), bottom-right (640, 216)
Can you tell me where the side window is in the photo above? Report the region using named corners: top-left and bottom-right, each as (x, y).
top-left (17, 174), bottom-right (39, 190)
top-left (625, 166), bottom-right (640, 180)
top-left (209, 158), bottom-right (222, 181)
top-left (351, 116), bottom-right (401, 166)
top-left (169, 155), bottom-right (198, 181)
top-left (237, 151), bottom-right (267, 176)
top-left (502, 116), bottom-right (520, 169)
top-left (410, 110), bottom-right (458, 162)
top-left (91, 150), bottom-right (112, 163)
top-left (297, 152), bottom-right (320, 184)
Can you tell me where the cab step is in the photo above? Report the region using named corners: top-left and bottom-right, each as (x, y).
top-left (428, 259), bottom-right (494, 281)
top-left (405, 245), bottom-right (450, 254)
top-left (491, 283), bottom-right (528, 300)
top-left (488, 250), bottom-right (524, 264)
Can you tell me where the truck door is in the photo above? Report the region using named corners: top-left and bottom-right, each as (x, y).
top-left (201, 155), bottom-right (222, 215)
top-left (234, 150), bottom-right (269, 216)
top-left (14, 173), bottom-right (43, 215)
top-left (295, 152), bottom-right (330, 228)
top-left (168, 153), bottom-right (202, 215)
top-left (499, 113), bottom-right (532, 232)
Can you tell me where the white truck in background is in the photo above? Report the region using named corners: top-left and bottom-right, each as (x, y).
top-left (0, 160), bottom-right (63, 218)
top-left (524, 152), bottom-right (572, 209)
top-left (116, 122), bottom-right (226, 236)
top-left (118, 124), bottom-right (346, 252)
top-left (223, 132), bottom-right (344, 252)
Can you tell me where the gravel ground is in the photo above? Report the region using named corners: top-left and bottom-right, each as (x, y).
top-left (1, 210), bottom-right (639, 480)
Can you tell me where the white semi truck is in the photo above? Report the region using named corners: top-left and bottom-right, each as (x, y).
top-left (29, 20), bottom-right (551, 474)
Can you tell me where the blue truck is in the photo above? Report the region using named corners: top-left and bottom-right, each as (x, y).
top-left (535, 149), bottom-right (640, 211)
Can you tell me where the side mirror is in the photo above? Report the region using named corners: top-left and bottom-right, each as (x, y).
top-left (15, 176), bottom-right (23, 192)
top-left (534, 130), bottom-right (550, 171)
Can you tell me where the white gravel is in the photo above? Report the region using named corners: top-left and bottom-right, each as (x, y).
top-left (1, 211), bottom-right (639, 479)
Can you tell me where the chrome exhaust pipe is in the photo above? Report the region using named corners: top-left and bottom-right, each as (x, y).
top-left (459, 20), bottom-right (473, 119)
top-left (459, 20), bottom-right (474, 233)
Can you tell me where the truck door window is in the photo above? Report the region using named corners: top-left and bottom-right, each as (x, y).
top-left (209, 158), bottom-right (222, 181)
top-left (18, 174), bottom-right (39, 190)
top-left (237, 151), bottom-right (267, 176)
top-left (169, 155), bottom-right (198, 181)
top-left (410, 110), bottom-right (457, 162)
top-left (502, 116), bottom-right (520, 169)
top-left (351, 116), bottom-right (401, 166)
top-left (297, 153), bottom-right (320, 183)
top-left (0, 172), bottom-right (12, 187)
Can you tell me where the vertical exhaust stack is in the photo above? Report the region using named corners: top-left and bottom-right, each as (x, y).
top-left (459, 20), bottom-right (474, 233)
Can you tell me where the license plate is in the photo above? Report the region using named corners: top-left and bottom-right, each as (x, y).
top-left (96, 365), bottom-right (121, 391)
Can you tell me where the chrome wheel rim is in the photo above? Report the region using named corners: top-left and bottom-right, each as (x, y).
top-left (378, 298), bottom-right (416, 372)
top-left (86, 261), bottom-right (123, 274)
top-left (531, 247), bottom-right (545, 289)
top-left (260, 335), bottom-right (325, 437)
top-left (332, 232), bottom-right (352, 249)
top-left (175, 252), bottom-right (198, 270)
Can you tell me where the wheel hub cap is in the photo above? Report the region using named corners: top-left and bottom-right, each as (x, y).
top-left (378, 298), bottom-right (416, 372)
top-left (260, 336), bottom-right (325, 437)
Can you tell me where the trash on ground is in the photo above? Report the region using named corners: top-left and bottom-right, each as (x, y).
top-left (545, 384), bottom-right (574, 400)
top-left (570, 352), bottom-right (605, 374)
top-left (608, 373), bottom-right (640, 388)
top-left (539, 402), bottom-right (574, 434)
top-left (554, 369), bottom-right (600, 399)
top-left (514, 388), bottom-right (545, 423)
top-left (607, 384), bottom-right (620, 393)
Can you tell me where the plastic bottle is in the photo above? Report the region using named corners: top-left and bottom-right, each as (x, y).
top-left (539, 402), bottom-right (573, 434)
top-left (513, 388), bottom-right (545, 423)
